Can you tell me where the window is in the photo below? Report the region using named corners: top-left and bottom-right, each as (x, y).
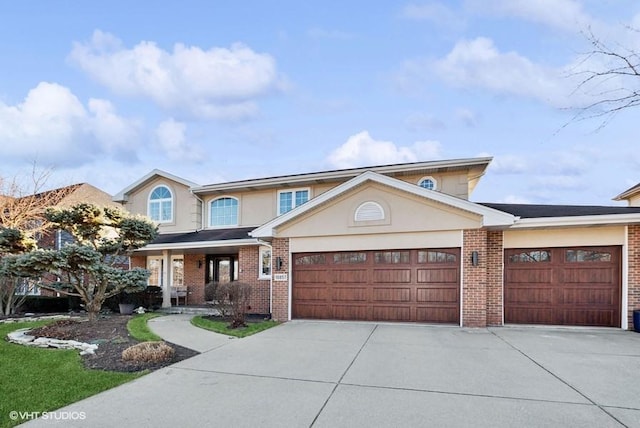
top-left (333, 252), bottom-right (367, 264)
top-left (417, 176), bottom-right (437, 190)
top-left (509, 250), bottom-right (551, 263)
top-left (375, 251), bottom-right (410, 264)
top-left (566, 250), bottom-right (611, 263)
top-left (171, 256), bottom-right (184, 288)
top-left (355, 201), bottom-right (385, 222)
top-left (147, 257), bottom-right (163, 286)
top-left (418, 250), bottom-right (457, 263)
top-left (210, 197), bottom-right (238, 227)
top-left (148, 186), bottom-right (173, 223)
top-left (259, 247), bottom-right (272, 278)
top-left (295, 254), bottom-right (326, 265)
top-left (278, 189), bottom-right (309, 215)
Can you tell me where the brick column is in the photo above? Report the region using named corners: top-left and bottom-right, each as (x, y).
top-left (130, 256), bottom-right (146, 269)
top-left (184, 254), bottom-right (205, 304)
top-left (271, 238), bottom-right (290, 321)
top-left (463, 229), bottom-right (488, 327)
top-left (486, 231), bottom-right (504, 326)
top-left (628, 225), bottom-right (640, 330)
top-left (238, 246), bottom-right (270, 315)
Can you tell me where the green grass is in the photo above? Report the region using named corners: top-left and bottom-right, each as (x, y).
top-left (126, 313), bottom-right (163, 342)
top-left (191, 316), bottom-right (280, 338)
top-left (0, 321), bottom-right (141, 428)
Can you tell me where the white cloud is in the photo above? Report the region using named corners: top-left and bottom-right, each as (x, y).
top-left (500, 195), bottom-right (532, 204)
top-left (327, 131), bottom-right (442, 169)
top-left (455, 108), bottom-right (478, 127)
top-left (400, 3), bottom-right (465, 29)
top-left (433, 37), bottom-right (568, 106)
top-left (489, 154), bottom-right (529, 174)
top-left (0, 82), bottom-right (140, 165)
top-left (465, 0), bottom-right (592, 33)
top-left (155, 119), bottom-right (205, 163)
top-left (69, 30), bottom-right (285, 120)
top-left (404, 112), bottom-right (445, 131)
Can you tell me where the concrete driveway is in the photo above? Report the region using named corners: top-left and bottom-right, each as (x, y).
top-left (24, 321), bottom-right (640, 428)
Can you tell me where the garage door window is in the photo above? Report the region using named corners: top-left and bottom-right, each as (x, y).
top-left (333, 252), bottom-right (367, 264)
top-left (295, 254), bottom-right (326, 265)
top-left (374, 251), bottom-right (410, 264)
top-left (508, 250), bottom-right (551, 263)
top-left (418, 250), bottom-right (457, 263)
top-left (566, 249), bottom-right (611, 262)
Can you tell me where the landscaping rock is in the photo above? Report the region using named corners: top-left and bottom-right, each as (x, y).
top-left (7, 328), bottom-right (98, 355)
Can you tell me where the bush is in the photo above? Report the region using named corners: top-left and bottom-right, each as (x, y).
top-left (122, 341), bottom-right (175, 363)
top-left (204, 282), bottom-right (216, 302)
top-left (211, 282), bottom-right (252, 329)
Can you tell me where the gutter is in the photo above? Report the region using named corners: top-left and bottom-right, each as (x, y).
top-left (510, 213), bottom-right (640, 229)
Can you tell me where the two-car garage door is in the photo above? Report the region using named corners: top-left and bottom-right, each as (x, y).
top-left (504, 246), bottom-right (621, 327)
top-left (292, 249), bottom-right (460, 323)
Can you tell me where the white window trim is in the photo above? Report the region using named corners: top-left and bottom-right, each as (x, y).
top-left (417, 176), bottom-right (438, 190)
top-left (147, 257), bottom-right (164, 287)
top-left (170, 255), bottom-right (184, 288)
top-left (277, 187), bottom-right (311, 215)
top-left (148, 185), bottom-right (174, 224)
top-left (208, 196), bottom-right (240, 228)
top-left (259, 246), bottom-right (272, 279)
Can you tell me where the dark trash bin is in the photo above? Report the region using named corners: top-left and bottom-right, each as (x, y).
top-left (634, 310), bottom-right (640, 333)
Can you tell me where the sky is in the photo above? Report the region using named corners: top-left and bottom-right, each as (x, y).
top-left (1, 0), bottom-right (639, 205)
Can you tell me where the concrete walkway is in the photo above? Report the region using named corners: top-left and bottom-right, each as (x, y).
top-left (147, 314), bottom-right (233, 353)
top-left (21, 320), bottom-right (640, 428)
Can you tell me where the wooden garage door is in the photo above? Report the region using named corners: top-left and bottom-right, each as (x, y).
top-left (292, 249), bottom-right (460, 323)
top-left (505, 246), bottom-right (621, 327)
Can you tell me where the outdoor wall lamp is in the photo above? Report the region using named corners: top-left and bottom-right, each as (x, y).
top-left (275, 257), bottom-right (283, 271)
top-left (198, 260), bottom-right (203, 269)
top-left (471, 251), bottom-right (479, 267)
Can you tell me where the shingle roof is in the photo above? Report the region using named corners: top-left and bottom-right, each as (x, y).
top-left (150, 227), bottom-right (256, 245)
top-left (479, 203), bottom-right (640, 219)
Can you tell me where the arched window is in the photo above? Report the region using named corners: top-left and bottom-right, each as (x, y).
top-left (210, 197), bottom-right (238, 227)
top-left (354, 201), bottom-right (385, 221)
top-left (148, 185), bottom-right (173, 223)
top-left (418, 176), bottom-right (437, 190)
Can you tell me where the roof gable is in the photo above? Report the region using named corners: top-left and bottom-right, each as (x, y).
top-left (113, 169), bottom-right (199, 202)
top-left (251, 171), bottom-right (516, 238)
top-left (613, 182), bottom-right (640, 202)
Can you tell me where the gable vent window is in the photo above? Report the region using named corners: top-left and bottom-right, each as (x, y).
top-left (354, 201), bottom-right (385, 222)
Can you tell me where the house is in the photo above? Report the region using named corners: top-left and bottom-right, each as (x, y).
top-left (113, 158), bottom-right (640, 329)
top-left (6, 183), bottom-right (119, 295)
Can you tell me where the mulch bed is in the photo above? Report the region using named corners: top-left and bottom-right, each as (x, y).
top-left (27, 315), bottom-right (199, 372)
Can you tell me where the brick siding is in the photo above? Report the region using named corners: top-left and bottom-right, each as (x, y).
top-left (184, 254), bottom-right (205, 305)
top-left (486, 230), bottom-right (504, 326)
top-left (629, 225), bottom-right (640, 330)
top-left (271, 238), bottom-right (290, 321)
top-left (462, 230), bottom-right (488, 327)
top-left (238, 246), bottom-right (271, 315)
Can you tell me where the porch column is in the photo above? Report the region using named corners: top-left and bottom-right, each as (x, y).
top-left (161, 250), bottom-right (172, 308)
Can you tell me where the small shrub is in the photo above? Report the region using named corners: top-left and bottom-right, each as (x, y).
top-left (121, 341), bottom-right (175, 363)
top-left (212, 282), bottom-right (252, 329)
top-left (204, 281), bottom-right (217, 302)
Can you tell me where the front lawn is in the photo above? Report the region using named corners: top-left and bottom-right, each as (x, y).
top-left (0, 321), bottom-right (141, 428)
top-left (191, 316), bottom-right (279, 338)
top-left (126, 313), bottom-right (163, 342)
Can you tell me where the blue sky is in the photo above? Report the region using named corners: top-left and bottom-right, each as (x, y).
top-left (1, 0), bottom-right (638, 205)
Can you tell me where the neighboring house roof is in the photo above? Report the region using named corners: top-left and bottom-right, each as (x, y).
top-left (112, 169), bottom-right (199, 203)
top-left (480, 203), bottom-right (640, 218)
top-left (613, 182), bottom-right (640, 202)
top-left (142, 227), bottom-right (257, 251)
top-left (481, 203), bottom-right (640, 229)
top-left (192, 157), bottom-right (492, 195)
top-left (251, 171), bottom-right (516, 238)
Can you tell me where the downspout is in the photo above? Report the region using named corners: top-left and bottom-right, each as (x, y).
top-left (256, 239), bottom-right (273, 316)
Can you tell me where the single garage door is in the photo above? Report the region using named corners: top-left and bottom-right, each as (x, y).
top-left (504, 246), bottom-right (621, 327)
top-left (292, 248), bottom-right (460, 323)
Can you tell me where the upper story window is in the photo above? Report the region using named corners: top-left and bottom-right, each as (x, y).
top-left (278, 188), bottom-right (309, 215)
top-left (417, 176), bottom-right (437, 190)
top-left (148, 185), bottom-right (173, 223)
top-left (210, 197), bottom-right (238, 227)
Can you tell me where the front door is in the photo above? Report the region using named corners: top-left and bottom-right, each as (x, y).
top-left (205, 255), bottom-right (238, 283)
